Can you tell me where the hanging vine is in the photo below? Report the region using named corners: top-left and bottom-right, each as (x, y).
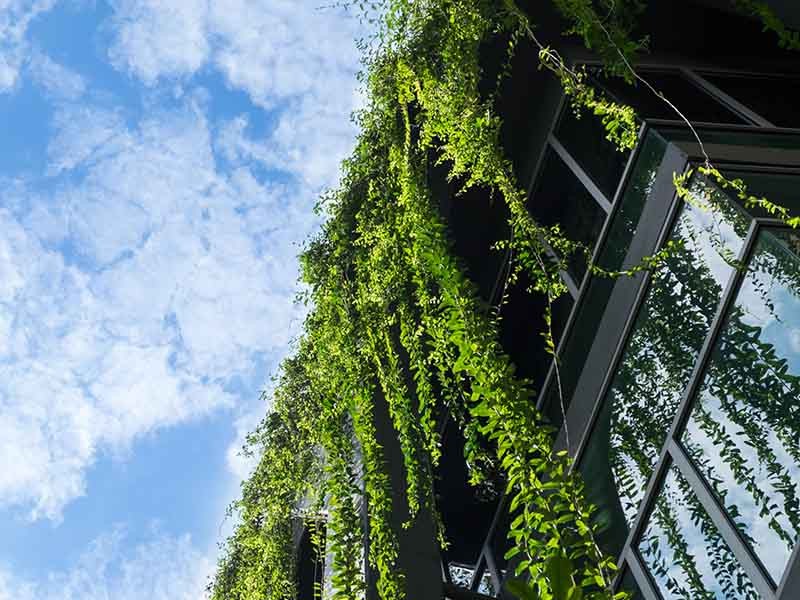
top-left (208, 1), bottom-right (800, 600)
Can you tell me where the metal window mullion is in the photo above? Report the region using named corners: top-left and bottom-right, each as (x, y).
top-left (483, 548), bottom-right (502, 594)
top-left (612, 444), bottom-right (674, 572)
top-left (519, 90), bottom-right (578, 302)
top-left (482, 493), bottom-right (508, 557)
top-left (470, 493), bottom-right (508, 594)
top-left (525, 94), bottom-right (567, 201)
top-left (539, 236), bottom-right (581, 299)
top-left (777, 534), bottom-right (800, 598)
top-left (680, 68), bottom-right (776, 128)
top-left (645, 117), bottom-right (800, 138)
top-left (468, 554), bottom-right (487, 592)
top-left (555, 143), bottom-right (687, 460)
top-left (568, 148), bottom-right (689, 464)
top-left (622, 548), bottom-right (663, 600)
top-left (668, 440), bottom-right (776, 600)
top-left (441, 546), bottom-right (454, 585)
top-left (578, 57), bottom-right (800, 79)
top-left (548, 134), bottom-right (612, 214)
top-left (560, 267), bottom-right (580, 300)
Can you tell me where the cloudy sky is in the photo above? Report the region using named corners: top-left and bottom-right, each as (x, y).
top-left (0, 1), bottom-right (363, 597)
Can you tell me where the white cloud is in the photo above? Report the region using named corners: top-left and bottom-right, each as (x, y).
top-left (207, 0), bottom-right (360, 105)
top-left (28, 50), bottom-right (85, 99)
top-left (0, 525), bottom-right (212, 600)
top-left (0, 0), bottom-right (361, 530)
top-left (0, 0), bottom-right (58, 92)
top-left (107, 0), bottom-right (363, 190)
top-left (45, 106), bottom-right (127, 175)
top-left (107, 0), bottom-right (210, 85)
top-left (0, 97), bottom-right (317, 520)
top-left (108, 0), bottom-right (360, 100)
top-left (225, 402), bottom-right (264, 481)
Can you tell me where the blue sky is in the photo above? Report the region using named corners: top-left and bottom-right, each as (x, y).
top-left (0, 1), bottom-right (362, 597)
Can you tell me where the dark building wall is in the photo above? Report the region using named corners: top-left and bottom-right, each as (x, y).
top-left (369, 388), bottom-right (442, 600)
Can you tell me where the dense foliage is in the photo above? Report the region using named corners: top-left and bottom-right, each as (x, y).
top-left (208, 1), bottom-right (800, 600)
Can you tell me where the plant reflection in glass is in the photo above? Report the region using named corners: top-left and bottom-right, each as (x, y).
top-left (638, 465), bottom-right (759, 599)
top-left (581, 174), bottom-right (749, 556)
top-left (587, 175), bottom-right (800, 595)
top-left (682, 227), bottom-right (800, 585)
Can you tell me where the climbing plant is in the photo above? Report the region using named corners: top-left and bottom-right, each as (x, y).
top-left (208, 2), bottom-right (800, 600)
top-left (730, 0), bottom-right (800, 50)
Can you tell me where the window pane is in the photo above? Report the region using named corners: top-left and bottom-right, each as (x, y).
top-left (529, 148), bottom-right (606, 283)
top-left (555, 106), bottom-right (631, 201)
top-left (593, 70), bottom-right (746, 124)
top-left (638, 464), bottom-right (760, 600)
top-left (700, 73), bottom-right (800, 128)
top-left (681, 227), bottom-right (800, 585)
top-left (579, 174), bottom-right (750, 552)
top-left (540, 131), bottom-right (666, 428)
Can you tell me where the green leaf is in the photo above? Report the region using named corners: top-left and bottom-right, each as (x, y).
top-left (504, 578), bottom-right (540, 600)
top-left (547, 555), bottom-right (574, 600)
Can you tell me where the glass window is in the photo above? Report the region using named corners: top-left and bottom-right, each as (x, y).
top-left (555, 106), bottom-right (632, 201)
top-left (681, 227), bottom-right (800, 585)
top-left (435, 421), bottom-right (498, 566)
top-left (579, 173), bottom-right (750, 553)
top-left (638, 464), bottom-right (760, 599)
top-left (529, 148), bottom-right (606, 283)
top-left (541, 131), bottom-right (667, 428)
top-left (699, 73), bottom-right (800, 128)
top-left (593, 70), bottom-right (747, 124)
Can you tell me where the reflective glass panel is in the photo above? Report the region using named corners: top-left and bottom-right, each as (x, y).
top-left (528, 148), bottom-right (606, 283)
top-left (638, 464), bottom-right (760, 599)
top-left (682, 227), bottom-right (800, 585)
top-left (579, 173), bottom-right (750, 553)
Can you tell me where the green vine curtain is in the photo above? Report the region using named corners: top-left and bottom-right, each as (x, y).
top-left (208, 1), bottom-right (800, 600)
